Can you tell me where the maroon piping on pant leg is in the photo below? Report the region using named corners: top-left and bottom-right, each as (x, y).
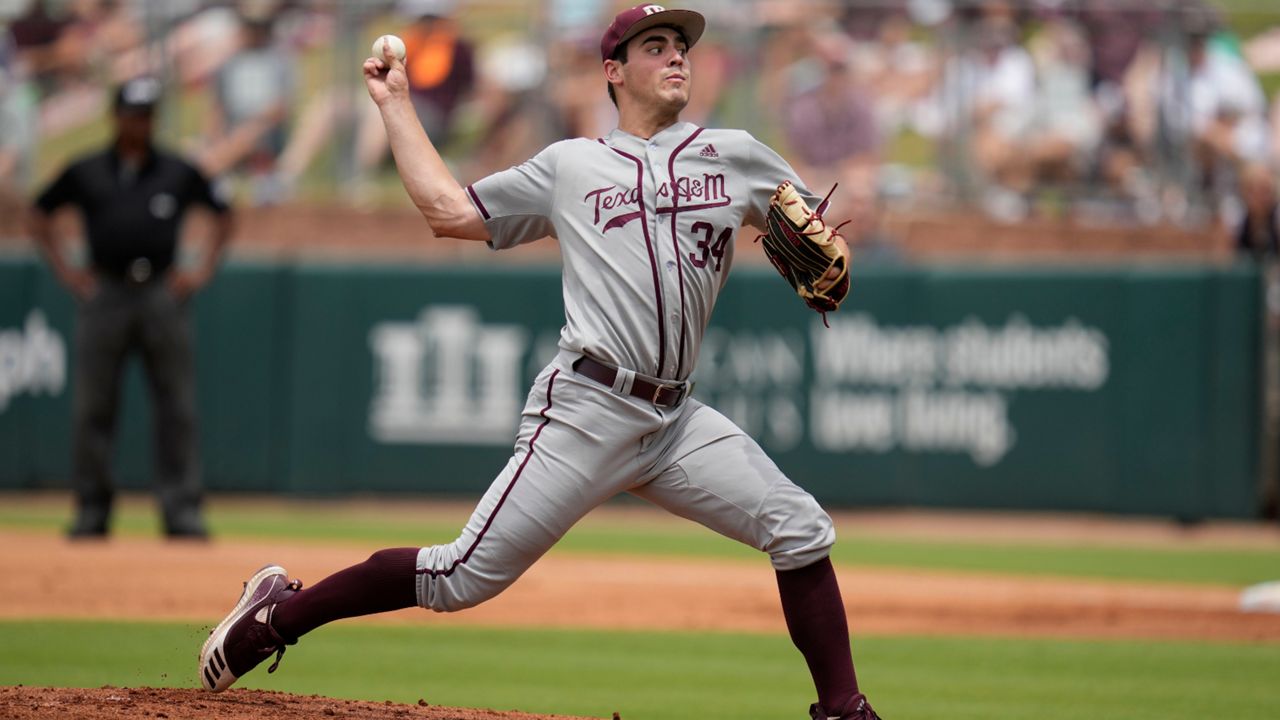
top-left (666, 127), bottom-right (704, 379)
top-left (600, 138), bottom-right (666, 376)
top-left (466, 185), bottom-right (490, 220)
top-left (416, 369), bottom-right (560, 578)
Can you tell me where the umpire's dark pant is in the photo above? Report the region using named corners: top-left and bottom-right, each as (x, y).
top-left (71, 275), bottom-right (203, 534)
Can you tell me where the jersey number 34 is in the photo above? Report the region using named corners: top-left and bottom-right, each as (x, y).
top-left (689, 221), bottom-right (731, 272)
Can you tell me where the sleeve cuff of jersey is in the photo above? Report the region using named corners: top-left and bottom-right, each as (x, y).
top-left (465, 184), bottom-right (491, 221)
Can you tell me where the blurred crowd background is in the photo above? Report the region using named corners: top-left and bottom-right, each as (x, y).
top-left (2, 0), bottom-right (1280, 259)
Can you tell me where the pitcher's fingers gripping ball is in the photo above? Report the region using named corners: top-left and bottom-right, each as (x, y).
top-left (758, 181), bottom-right (851, 321)
top-left (372, 34), bottom-right (406, 62)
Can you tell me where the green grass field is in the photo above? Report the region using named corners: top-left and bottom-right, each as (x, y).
top-left (1, 499), bottom-right (1276, 587)
top-left (1, 621), bottom-right (1277, 719)
top-left (1, 498), bottom-right (1279, 718)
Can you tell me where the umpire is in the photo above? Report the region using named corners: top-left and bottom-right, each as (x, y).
top-left (29, 77), bottom-right (234, 539)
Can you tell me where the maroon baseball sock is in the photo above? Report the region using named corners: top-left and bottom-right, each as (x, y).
top-left (271, 547), bottom-right (419, 642)
top-left (776, 556), bottom-right (860, 716)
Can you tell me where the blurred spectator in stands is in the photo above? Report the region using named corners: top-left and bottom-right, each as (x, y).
top-left (1022, 17), bottom-right (1101, 191)
top-left (202, 0), bottom-right (296, 206)
top-left (680, 28), bottom-right (730, 128)
top-left (838, 0), bottom-right (894, 43)
top-left (759, 0), bottom-right (843, 138)
top-left (8, 0), bottom-right (110, 137)
top-left (109, 3), bottom-right (243, 90)
top-left (352, 0), bottom-right (474, 200)
top-left (1272, 95), bottom-right (1280, 174)
top-left (1093, 88), bottom-right (1160, 223)
top-left (66, 0), bottom-right (142, 84)
top-left (1246, 23), bottom-right (1280, 70)
top-left (0, 17), bottom-right (37, 233)
top-left (8, 0), bottom-right (73, 94)
top-left (1251, 30), bottom-right (1280, 172)
top-left (397, 0), bottom-right (474, 143)
top-left (548, 30), bottom-right (608, 140)
top-left (1113, 23), bottom-right (1169, 204)
top-left (6, 0), bottom-right (134, 103)
top-left (548, 0), bottom-right (608, 36)
top-left (468, 33), bottom-right (553, 177)
top-left (1245, 24), bottom-right (1280, 173)
top-left (1237, 164), bottom-right (1279, 259)
top-left (777, 28), bottom-right (888, 263)
top-left (1076, 0), bottom-right (1159, 93)
top-left (1069, 0), bottom-right (1163, 223)
top-left (851, 10), bottom-right (936, 138)
top-left (936, 13), bottom-right (1035, 220)
top-left (275, 2), bottom-right (394, 196)
top-left (782, 30), bottom-right (880, 199)
top-left (760, 18), bottom-right (806, 135)
top-left (1171, 15), bottom-right (1269, 223)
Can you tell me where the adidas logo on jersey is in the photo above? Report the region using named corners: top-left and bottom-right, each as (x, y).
top-left (698, 144), bottom-right (719, 158)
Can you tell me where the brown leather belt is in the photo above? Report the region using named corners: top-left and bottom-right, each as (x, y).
top-left (572, 355), bottom-right (691, 408)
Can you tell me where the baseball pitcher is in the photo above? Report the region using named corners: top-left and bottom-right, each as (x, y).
top-left (200, 6), bottom-right (876, 719)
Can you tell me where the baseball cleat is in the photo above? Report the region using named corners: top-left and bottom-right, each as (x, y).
top-left (198, 564), bottom-right (302, 692)
top-left (809, 694), bottom-right (881, 720)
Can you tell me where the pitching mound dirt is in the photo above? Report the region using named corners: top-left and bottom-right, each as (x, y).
top-left (0, 686), bottom-right (598, 720)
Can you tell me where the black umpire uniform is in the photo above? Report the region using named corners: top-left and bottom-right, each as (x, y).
top-left (30, 77), bottom-right (234, 538)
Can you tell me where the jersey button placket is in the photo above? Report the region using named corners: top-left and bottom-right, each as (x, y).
top-left (651, 144), bottom-right (681, 379)
top-left (667, 155), bottom-right (690, 380)
top-left (642, 146), bottom-right (669, 375)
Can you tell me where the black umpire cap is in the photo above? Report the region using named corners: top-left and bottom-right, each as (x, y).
top-left (113, 76), bottom-right (163, 113)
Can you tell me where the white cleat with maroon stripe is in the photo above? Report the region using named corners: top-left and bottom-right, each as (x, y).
top-left (199, 564), bottom-right (302, 692)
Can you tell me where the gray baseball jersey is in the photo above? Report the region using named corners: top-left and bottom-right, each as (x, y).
top-left (414, 122), bottom-right (833, 612)
top-left (466, 121), bottom-right (820, 381)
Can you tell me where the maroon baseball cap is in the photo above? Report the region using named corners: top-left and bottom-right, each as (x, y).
top-left (600, 4), bottom-right (706, 61)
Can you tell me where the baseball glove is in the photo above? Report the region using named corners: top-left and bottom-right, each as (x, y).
top-left (757, 181), bottom-right (850, 321)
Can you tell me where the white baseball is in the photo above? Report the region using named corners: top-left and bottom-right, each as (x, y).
top-left (372, 34), bottom-right (406, 62)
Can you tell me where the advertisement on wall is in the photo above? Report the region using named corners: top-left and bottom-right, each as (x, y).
top-left (0, 260), bottom-right (1261, 517)
top-left (367, 304), bottom-right (1110, 470)
top-left (0, 310), bottom-right (66, 414)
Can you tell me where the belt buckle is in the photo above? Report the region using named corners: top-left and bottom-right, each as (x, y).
top-left (649, 383), bottom-right (667, 405)
top-left (652, 380), bottom-right (691, 407)
top-left (128, 258), bottom-right (152, 283)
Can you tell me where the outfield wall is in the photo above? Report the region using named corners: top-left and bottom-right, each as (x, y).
top-left (0, 256), bottom-right (1264, 519)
